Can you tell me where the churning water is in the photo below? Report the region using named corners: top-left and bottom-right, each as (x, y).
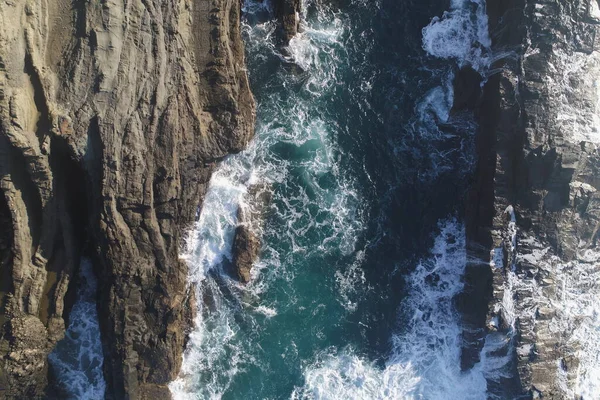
top-left (171, 0), bottom-right (497, 399)
top-left (49, 259), bottom-right (106, 398)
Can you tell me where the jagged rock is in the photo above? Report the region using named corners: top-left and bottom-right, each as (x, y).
top-left (232, 183), bottom-right (273, 283)
top-left (232, 224), bottom-right (261, 284)
top-left (0, 0), bottom-right (255, 398)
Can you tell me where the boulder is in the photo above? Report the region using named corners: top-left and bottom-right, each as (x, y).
top-left (232, 183), bottom-right (273, 283)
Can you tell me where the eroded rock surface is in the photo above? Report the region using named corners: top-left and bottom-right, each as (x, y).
top-left (0, 0), bottom-right (254, 397)
top-left (274, 0), bottom-right (301, 45)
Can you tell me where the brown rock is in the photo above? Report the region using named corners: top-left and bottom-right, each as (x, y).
top-left (232, 183), bottom-right (273, 283)
top-left (465, 0), bottom-right (600, 396)
top-left (274, 0), bottom-right (302, 45)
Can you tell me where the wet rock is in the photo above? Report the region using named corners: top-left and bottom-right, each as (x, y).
top-left (232, 224), bottom-right (261, 283)
top-left (232, 183), bottom-right (273, 283)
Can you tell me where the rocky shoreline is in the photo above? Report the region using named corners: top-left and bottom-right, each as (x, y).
top-left (1, 0), bottom-right (599, 398)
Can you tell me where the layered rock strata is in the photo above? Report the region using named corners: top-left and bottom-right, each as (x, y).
top-left (466, 0), bottom-right (600, 397)
top-left (0, 0), bottom-right (254, 398)
top-left (229, 0), bottom-right (301, 283)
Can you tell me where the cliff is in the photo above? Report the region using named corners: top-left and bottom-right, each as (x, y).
top-left (466, 0), bottom-right (600, 397)
top-left (0, 0), bottom-right (254, 397)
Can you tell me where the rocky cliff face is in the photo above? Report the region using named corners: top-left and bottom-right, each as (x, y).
top-left (0, 0), bottom-right (254, 397)
top-left (466, 0), bottom-right (600, 397)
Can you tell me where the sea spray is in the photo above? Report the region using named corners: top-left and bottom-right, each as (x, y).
top-left (422, 0), bottom-right (491, 72)
top-left (294, 221), bottom-right (488, 400)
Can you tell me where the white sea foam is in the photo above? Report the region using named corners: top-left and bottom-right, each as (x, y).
top-left (422, 0), bottom-right (491, 72)
top-left (334, 250), bottom-right (367, 312)
top-left (419, 0), bottom-right (491, 125)
top-left (408, 0), bottom-right (491, 179)
top-left (241, 0), bottom-right (272, 15)
top-left (417, 77), bottom-right (455, 126)
top-left (294, 221), bottom-right (490, 400)
top-left (48, 258), bottom-right (106, 399)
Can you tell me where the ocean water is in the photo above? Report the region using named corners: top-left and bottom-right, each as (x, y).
top-left (171, 0), bottom-right (497, 399)
top-left (48, 259), bottom-right (106, 399)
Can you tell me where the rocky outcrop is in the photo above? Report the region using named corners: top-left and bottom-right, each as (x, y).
top-left (273, 0), bottom-right (301, 45)
top-left (0, 0), bottom-right (254, 398)
top-left (466, 0), bottom-right (600, 397)
top-left (232, 183), bottom-right (272, 283)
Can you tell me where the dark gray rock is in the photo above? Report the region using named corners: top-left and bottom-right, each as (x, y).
top-left (464, 0), bottom-right (600, 397)
top-left (452, 66), bottom-right (483, 112)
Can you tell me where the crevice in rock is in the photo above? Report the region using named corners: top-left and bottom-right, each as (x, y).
top-left (0, 134), bottom-right (43, 252)
top-left (23, 52), bottom-right (52, 143)
top-left (44, 116), bottom-right (106, 394)
top-left (84, 117), bottom-right (103, 233)
top-left (0, 190), bottom-right (14, 329)
top-left (43, 134), bottom-right (98, 393)
top-left (73, 0), bottom-right (88, 39)
top-left (45, 134), bottom-right (90, 323)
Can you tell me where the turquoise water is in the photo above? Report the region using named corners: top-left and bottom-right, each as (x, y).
top-left (170, 0), bottom-right (498, 399)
